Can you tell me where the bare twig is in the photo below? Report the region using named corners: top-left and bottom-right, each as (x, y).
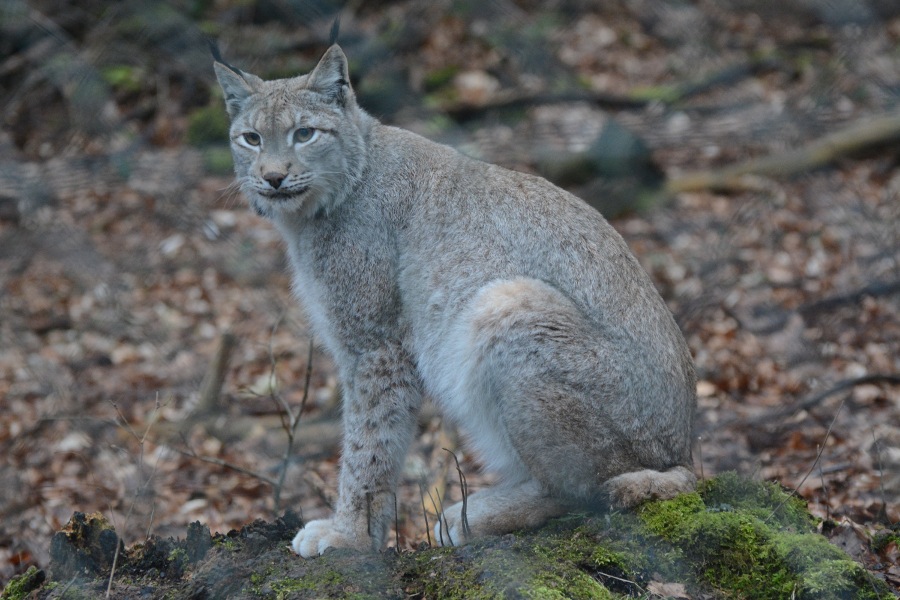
top-left (818, 455), bottom-right (830, 522)
top-left (419, 483), bottom-right (433, 547)
top-left (171, 444), bottom-right (277, 487)
top-left (797, 279), bottom-right (900, 319)
top-left (870, 429), bottom-right (893, 525)
top-left (765, 395), bottom-right (847, 524)
top-left (272, 337), bottom-right (315, 512)
top-left (302, 470), bottom-right (335, 510)
top-left (394, 492), bottom-right (400, 550)
top-left (750, 374), bottom-right (900, 426)
top-left (426, 487), bottom-right (444, 546)
top-left (106, 396), bottom-right (167, 598)
top-left (444, 448), bottom-right (470, 540)
top-left (58, 576), bottom-right (79, 599)
top-left (435, 488), bottom-right (453, 546)
top-left (443, 56), bottom-right (783, 122)
top-left (597, 570), bottom-right (644, 593)
top-left (197, 331), bottom-right (237, 414)
top-left (697, 435), bottom-right (705, 481)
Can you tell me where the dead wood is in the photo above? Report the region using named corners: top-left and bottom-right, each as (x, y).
top-left (666, 108), bottom-right (900, 194)
top-left (750, 374), bottom-right (900, 426)
top-left (442, 57), bottom-right (783, 122)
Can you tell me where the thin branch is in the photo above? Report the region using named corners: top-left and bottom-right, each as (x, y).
top-left (394, 492), bottom-right (400, 551)
top-left (273, 337), bottom-right (315, 513)
top-left (172, 445), bottom-right (277, 487)
top-left (419, 483), bottom-right (433, 547)
top-left (870, 429), bottom-right (893, 526)
top-left (106, 396), bottom-right (166, 598)
top-left (434, 488), bottom-right (453, 547)
top-left (443, 56), bottom-right (783, 122)
top-left (196, 331), bottom-right (237, 414)
top-left (444, 448), bottom-right (470, 540)
top-left (596, 570), bottom-right (644, 593)
top-left (426, 487), bottom-right (444, 547)
top-left (765, 395), bottom-right (847, 524)
top-left (697, 435), bottom-right (705, 481)
top-left (667, 107), bottom-right (900, 194)
top-left (750, 374), bottom-right (900, 426)
top-left (797, 279), bottom-right (900, 319)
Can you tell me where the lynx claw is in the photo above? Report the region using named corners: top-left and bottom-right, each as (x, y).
top-left (291, 519), bottom-right (361, 557)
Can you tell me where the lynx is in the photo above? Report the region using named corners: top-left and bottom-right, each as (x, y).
top-left (213, 39), bottom-right (696, 558)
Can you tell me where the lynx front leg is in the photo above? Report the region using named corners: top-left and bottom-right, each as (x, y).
top-left (292, 345), bottom-right (422, 557)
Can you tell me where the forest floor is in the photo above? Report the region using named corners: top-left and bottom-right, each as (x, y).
top-left (1, 0), bottom-right (899, 594)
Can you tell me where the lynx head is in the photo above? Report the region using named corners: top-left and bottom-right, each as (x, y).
top-left (213, 43), bottom-right (371, 219)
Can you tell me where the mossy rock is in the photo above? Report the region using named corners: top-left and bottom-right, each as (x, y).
top-left (4, 474), bottom-right (892, 599)
top-left (0, 566), bottom-right (45, 600)
top-left (635, 473), bottom-right (889, 599)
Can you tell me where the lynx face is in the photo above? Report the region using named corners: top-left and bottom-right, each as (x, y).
top-left (215, 46), bottom-right (369, 219)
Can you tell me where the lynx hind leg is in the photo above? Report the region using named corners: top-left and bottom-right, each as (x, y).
top-left (436, 480), bottom-right (568, 546)
top-left (604, 466), bottom-right (697, 509)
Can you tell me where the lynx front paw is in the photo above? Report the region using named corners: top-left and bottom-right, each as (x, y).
top-left (291, 519), bottom-right (364, 557)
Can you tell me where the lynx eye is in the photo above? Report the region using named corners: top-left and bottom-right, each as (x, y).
top-left (242, 132), bottom-right (261, 146)
top-left (293, 127), bottom-right (317, 145)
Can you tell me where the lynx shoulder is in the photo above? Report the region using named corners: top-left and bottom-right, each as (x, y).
top-left (214, 40), bottom-right (696, 557)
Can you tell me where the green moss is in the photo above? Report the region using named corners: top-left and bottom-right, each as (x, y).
top-left (102, 65), bottom-right (145, 92)
top-left (522, 570), bottom-right (613, 599)
top-left (639, 491), bottom-right (705, 534)
top-left (1, 566), bottom-right (46, 600)
top-left (269, 569), bottom-right (345, 595)
top-left (699, 471), bottom-right (816, 531)
top-left (424, 65), bottom-right (461, 92)
top-left (638, 473), bottom-right (891, 599)
top-left (520, 570), bottom-right (614, 600)
top-left (186, 105), bottom-right (231, 146)
top-left (167, 546), bottom-right (188, 577)
top-left (871, 530), bottom-right (899, 553)
top-left (628, 84), bottom-right (681, 103)
top-left (212, 535), bottom-right (239, 551)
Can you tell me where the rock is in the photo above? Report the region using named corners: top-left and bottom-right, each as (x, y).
top-left (15, 477), bottom-right (893, 599)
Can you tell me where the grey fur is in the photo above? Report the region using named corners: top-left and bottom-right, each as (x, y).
top-left (214, 44), bottom-right (697, 557)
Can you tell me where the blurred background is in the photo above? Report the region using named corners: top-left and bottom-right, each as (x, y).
top-left (1, 0), bottom-right (899, 588)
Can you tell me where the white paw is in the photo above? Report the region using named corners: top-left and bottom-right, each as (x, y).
top-left (291, 518), bottom-right (362, 557)
top-left (434, 501), bottom-right (467, 546)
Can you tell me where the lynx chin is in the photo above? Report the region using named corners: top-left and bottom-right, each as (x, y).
top-left (214, 39), bottom-right (696, 558)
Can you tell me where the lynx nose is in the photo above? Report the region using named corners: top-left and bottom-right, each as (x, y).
top-left (263, 172), bottom-right (286, 189)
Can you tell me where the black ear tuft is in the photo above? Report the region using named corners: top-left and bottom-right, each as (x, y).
top-left (212, 43), bottom-right (260, 118)
top-left (329, 16), bottom-right (340, 46)
top-left (208, 37), bottom-right (245, 77)
top-left (207, 36), bottom-right (225, 64)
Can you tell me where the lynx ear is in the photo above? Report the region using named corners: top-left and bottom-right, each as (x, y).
top-left (213, 59), bottom-right (262, 119)
top-left (306, 45), bottom-right (352, 106)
